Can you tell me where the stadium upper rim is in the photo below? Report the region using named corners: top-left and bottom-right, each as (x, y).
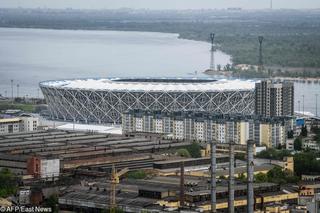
top-left (39, 77), bottom-right (256, 92)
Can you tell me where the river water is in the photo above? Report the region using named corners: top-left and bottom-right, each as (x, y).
top-left (0, 27), bottom-right (319, 115)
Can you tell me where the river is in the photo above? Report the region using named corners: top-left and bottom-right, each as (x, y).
top-left (0, 27), bottom-right (319, 116)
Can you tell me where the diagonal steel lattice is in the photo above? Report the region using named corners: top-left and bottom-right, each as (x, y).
top-left (40, 86), bottom-right (255, 124)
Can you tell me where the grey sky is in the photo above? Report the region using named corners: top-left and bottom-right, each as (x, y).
top-left (0, 0), bottom-right (319, 10)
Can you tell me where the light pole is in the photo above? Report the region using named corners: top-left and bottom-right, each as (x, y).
top-left (298, 100), bottom-right (301, 112)
top-left (17, 84), bottom-right (20, 98)
top-left (302, 95), bottom-right (305, 115)
top-left (316, 94), bottom-right (319, 117)
top-left (10, 79), bottom-right (13, 104)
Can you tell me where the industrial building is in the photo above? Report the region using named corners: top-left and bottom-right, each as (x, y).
top-left (58, 176), bottom-right (299, 212)
top-left (0, 129), bottom-right (196, 175)
top-left (255, 80), bottom-right (294, 117)
top-left (0, 114), bottom-right (39, 135)
top-left (122, 110), bottom-right (292, 148)
top-left (40, 78), bottom-right (255, 124)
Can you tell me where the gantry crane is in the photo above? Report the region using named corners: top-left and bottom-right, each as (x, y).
top-left (110, 165), bottom-right (129, 213)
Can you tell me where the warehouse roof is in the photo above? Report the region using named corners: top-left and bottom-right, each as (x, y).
top-left (40, 78), bottom-right (255, 92)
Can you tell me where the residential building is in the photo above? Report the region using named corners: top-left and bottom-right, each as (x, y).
top-left (0, 115), bottom-right (39, 135)
top-left (122, 110), bottom-right (292, 148)
top-left (255, 80), bottom-right (294, 117)
top-left (0, 118), bottom-right (21, 134)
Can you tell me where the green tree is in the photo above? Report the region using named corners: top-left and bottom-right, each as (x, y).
top-left (255, 173), bottom-right (268, 183)
top-left (301, 126), bottom-right (308, 137)
top-left (256, 148), bottom-right (291, 160)
top-left (176, 148), bottom-right (191, 158)
top-left (43, 194), bottom-right (58, 213)
top-left (294, 151), bottom-right (320, 176)
top-left (287, 130), bottom-right (294, 139)
top-left (186, 142), bottom-right (202, 158)
top-left (266, 166), bottom-right (299, 184)
top-left (294, 138), bottom-right (302, 151)
top-left (0, 168), bottom-right (19, 198)
top-left (237, 173), bottom-right (246, 181)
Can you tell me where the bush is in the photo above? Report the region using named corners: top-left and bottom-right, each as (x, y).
top-left (256, 148), bottom-right (291, 160)
top-left (126, 170), bottom-right (147, 179)
top-left (255, 173), bottom-right (268, 183)
top-left (176, 148), bottom-right (191, 158)
top-left (186, 142), bottom-right (202, 158)
top-left (0, 168), bottom-right (19, 198)
top-left (294, 138), bottom-right (302, 151)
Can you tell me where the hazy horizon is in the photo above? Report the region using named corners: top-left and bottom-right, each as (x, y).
top-left (0, 0), bottom-right (319, 10)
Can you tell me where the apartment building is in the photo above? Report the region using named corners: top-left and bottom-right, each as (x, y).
top-left (255, 80), bottom-right (294, 117)
top-left (122, 110), bottom-right (292, 148)
top-left (0, 115), bottom-right (39, 135)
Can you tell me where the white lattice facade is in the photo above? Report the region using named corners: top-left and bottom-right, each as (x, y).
top-left (40, 78), bottom-right (255, 124)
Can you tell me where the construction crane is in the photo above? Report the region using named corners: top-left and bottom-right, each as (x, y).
top-left (110, 165), bottom-right (129, 213)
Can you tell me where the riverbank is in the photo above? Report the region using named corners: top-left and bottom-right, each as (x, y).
top-left (1, 8), bottom-right (320, 70)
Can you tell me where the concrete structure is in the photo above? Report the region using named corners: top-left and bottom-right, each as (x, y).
top-left (247, 140), bottom-right (255, 213)
top-left (0, 118), bottom-right (21, 134)
top-left (255, 80), bottom-right (294, 117)
top-left (210, 140), bottom-right (217, 213)
top-left (27, 156), bottom-right (60, 180)
top-left (123, 110), bottom-right (292, 148)
top-left (40, 78), bottom-right (255, 124)
top-left (0, 115), bottom-right (39, 135)
top-left (228, 141), bottom-right (235, 213)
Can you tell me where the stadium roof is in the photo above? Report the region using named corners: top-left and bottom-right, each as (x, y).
top-left (40, 78), bottom-right (255, 92)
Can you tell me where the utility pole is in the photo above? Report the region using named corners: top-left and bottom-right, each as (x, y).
top-left (210, 139), bottom-right (217, 213)
top-left (316, 94), bottom-right (318, 117)
top-left (11, 79), bottom-right (13, 104)
top-left (210, 33), bottom-right (215, 71)
top-left (17, 84), bottom-right (20, 98)
top-left (302, 95), bottom-right (305, 115)
top-left (258, 36), bottom-right (264, 71)
top-left (270, 0), bottom-right (273, 9)
top-left (298, 100), bottom-right (301, 112)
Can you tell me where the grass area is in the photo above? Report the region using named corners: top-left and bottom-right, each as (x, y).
top-left (0, 101), bottom-right (35, 113)
top-left (126, 170), bottom-right (147, 179)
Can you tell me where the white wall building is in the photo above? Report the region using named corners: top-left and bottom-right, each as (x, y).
top-left (0, 115), bottom-right (39, 135)
top-left (40, 158), bottom-right (60, 179)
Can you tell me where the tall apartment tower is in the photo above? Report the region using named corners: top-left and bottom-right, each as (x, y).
top-left (255, 80), bottom-right (294, 117)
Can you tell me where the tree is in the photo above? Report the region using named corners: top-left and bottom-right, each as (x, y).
top-left (237, 173), bottom-right (246, 181)
top-left (186, 142), bottom-right (202, 158)
top-left (287, 130), bottom-right (294, 139)
top-left (256, 148), bottom-right (291, 160)
top-left (176, 148), bottom-right (191, 158)
top-left (43, 194), bottom-right (58, 213)
top-left (255, 173), bottom-right (268, 183)
top-left (0, 168), bottom-right (19, 198)
top-left (294, 151), bottom-right (320, 176)
top-left (300, 126), bottom-right (308, 137)
top-left (294, 138), bottom-right (302, 151)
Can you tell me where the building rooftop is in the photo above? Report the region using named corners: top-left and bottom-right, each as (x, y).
top-left (40, 78), bottom-right (255, 92)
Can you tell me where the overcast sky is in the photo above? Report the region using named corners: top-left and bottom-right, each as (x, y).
top-left (0, 0), bottom-right (319, 10)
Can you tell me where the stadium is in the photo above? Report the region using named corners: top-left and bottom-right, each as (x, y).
top-left (40, 78), bottom-right (255, 124)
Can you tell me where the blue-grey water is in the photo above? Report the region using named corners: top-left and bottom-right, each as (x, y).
top-left (0, 27), bottom-right (230, 97)
top-left (0, 27), bottom-right (319, 116)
